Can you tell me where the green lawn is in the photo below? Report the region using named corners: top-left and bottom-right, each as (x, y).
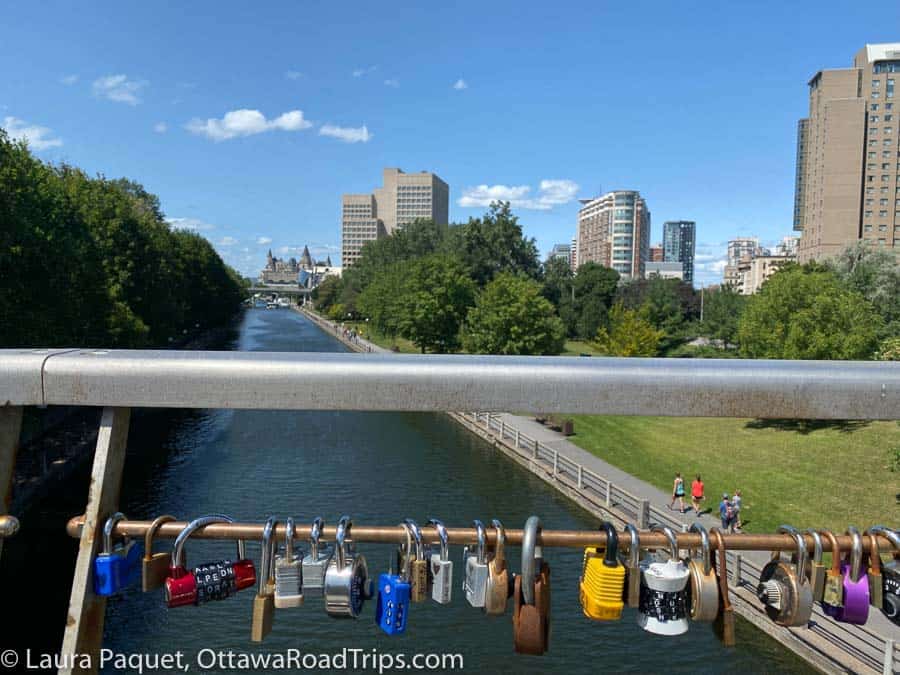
top-left (340, 320), bottom-right (419, 353)
top-left (562, 340), bottom-right (604, 356)
top-left (567, 415), bottom-right (899, 534)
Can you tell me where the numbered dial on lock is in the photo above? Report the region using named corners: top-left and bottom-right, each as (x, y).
top-left (376, 524), bottom-right (414, 635)
top-left (884, 561), bottom-right (900, 625)
top-left (463, 520), bottom-right (489, 608)
top-left (756, 527), bottom-right (813, 628)
top-left (324, 516), bottom-right (372, 618)
top-left (637, 525), bottom-right (690, 636)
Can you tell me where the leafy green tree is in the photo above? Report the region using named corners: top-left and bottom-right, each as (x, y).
top-left (311, 275), bottom-right (343, 312)
top-left (397, 255), bottom-right (476, 353)
top-left (826, 242), bottom-right (900, 337)
top-left (357, 264), bottom-right (405, 339)
top-left (700, 285), bottom-right (747, 344)
top-left (737, 266), bottom-right (883, 359)
top-left (462, 273), bottom-right (566, 355)
top-left (592, 303), bottom-right (664, 357)
top-left (541, 256), bottom-right (577, 336)
top-left (877, 336), bottom-right (900, 361)
top-left (572, 262), bottom-right (619, 339)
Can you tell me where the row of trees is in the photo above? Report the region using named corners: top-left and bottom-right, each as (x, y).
top-left (0, 129), bottom-right (246, 348)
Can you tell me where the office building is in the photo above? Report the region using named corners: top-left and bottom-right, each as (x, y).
top-left (662, 220), bottom-right (696, 284)
top-left (570, 236), bottom-right (578, 271)
top-left (644, 261), bottom-right (684, 280)
top-left (341, 168), bottom-right (449, 266)
top-left (575, 190), bottom-right (650, 279)
top-left (547, 243), bottom-right (572, 266)
top-left (735, 253), bottom-right (794, 295)
top-left (794, 43), bottom-right (900, 262)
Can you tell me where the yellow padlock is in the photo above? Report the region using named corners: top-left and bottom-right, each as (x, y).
top-left (579, 521), bottom-right (625, 621)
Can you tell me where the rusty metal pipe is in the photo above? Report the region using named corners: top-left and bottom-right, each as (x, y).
top-left (65, 516), bottom-right (892, 554)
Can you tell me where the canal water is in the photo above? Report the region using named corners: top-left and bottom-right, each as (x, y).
top-left (6, 308), bottom-right (813, 673)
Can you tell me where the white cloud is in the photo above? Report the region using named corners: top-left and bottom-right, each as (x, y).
top-left (185, 108), bottom-right (313, 141)
top-left (352, 66), bottom-right (377, 78)
top-left (3, 116), bottom-right (63, 150)
top-left (319, 123), bottom-right (372, 143)
top-left (256, 236), bottom-right (272, 245)
top-left (453, 79), bottom-right (468, 90)
top-left (153, 122), bottom-right (168, 134)
top-left (218, 236), bottom-right (238, 246)
top-left (692, 242), bottom-right (730, 286)
top-left (166, 217), bottom-right (216, 231)
top-left (384, 79), bottom-right (399, 88)
top-left (285, 70), bottom-right (304, 80)
top-left (60, 74), bottom-right (79, 86)
top-left (92, 74), bottom-right (147, 105)
top-left (458, 179), bottom-right (578, 210)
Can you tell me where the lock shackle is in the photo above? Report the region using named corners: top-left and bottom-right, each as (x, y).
top-left (520, 515), bottom-right (541, 606)
top-left (144, 515), bottom-right (176, 561)
top-left (172, 515), bottom-right (241, 569)
top-left (398, 522), bottom-right (413, 581)
top-left (846, 526), bottom-right (863, 582)
top-left (284, 517), bottom-right (295, 564)
top-left (259, 516), bottom-right (277, 595)
top-left (491, 519), bottom-right (506, 565)
top-left (869, 525), bottom-right (900, 552)
top-left (777, 525), bottom-right (806, 581)
top-left (103, 512), bottom-right (128, 554)
top-left (309, 517), bottom-right (325, 558)
top-left (599, 522), bottom-right (619, 567)
top-left (689, 523), bottom-right (711, 576)
top-left (473, 520), bottom-right (487, 564)
top-left (624, 524), bottom-right (640, 568)
top-left (427, 518), bottom-right (449, 561)
top-left (403, 519), bottom-right (424, 560)
top-left (819, 529), bottom-right (842, 575)
top-left (335, 515), bottom-right (352, 569)
top-left (865, 531), bottom-right (882, 575)
top-left (805, 529), bottom-right (823, 564)
top-left (649, 523), bottom-right (678, 560)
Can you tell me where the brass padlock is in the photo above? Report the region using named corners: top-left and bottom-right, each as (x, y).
top-left (684, 523), bottom-right (719, 622)
top-left (756, 525), bottom-right (813, 627)
top-left (403, 519), bottom-right (428, 602)
top-left (865, 530), bottom-right (883, 610)
top-left (483, 519), bottom-right (510, 616)
top-left (513, 516), bottom-right (550, 655)
top-left (804, 529), bottom-right (825, 602)
top-left (820, 529), bottom-right (844, 609)
top-left (251, 517), bottom-right (277, 642)
top-left (622, 524), bottom-right (641, 607)
top-left (709, 528), bottom-right (735, 647)
top-left (579, 521), bottom-right (625, 621)
top-left (142, 515), bottom-right (176, 592)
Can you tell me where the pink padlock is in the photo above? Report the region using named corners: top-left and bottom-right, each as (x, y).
top-left (824, 526), bottom-right (869, 625)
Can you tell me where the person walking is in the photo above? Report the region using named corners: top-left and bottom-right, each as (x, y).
top-left (732, 489), bottom-right (743, 531)
top-left (691, 474), bottom-right (705, 516)
top-left (719, 493), bottom-right (734, 532)
top-left (670, 472), bottom-right (686, 513)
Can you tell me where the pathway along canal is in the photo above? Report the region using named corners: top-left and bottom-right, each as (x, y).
top-left (4, 308), bottom-right (813, 673)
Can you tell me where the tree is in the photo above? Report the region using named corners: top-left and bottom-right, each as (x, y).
top-left (826, 241), bottom-right (900, 337)
top-left (700, 285), bottom-right (747, 344)
top-left (397, 255), bottom-right (476, 353)
top-left (462, 273), bottom-right (566, 355)
top-left (311, 275), bottom-right (343, 312)
top-left (357, 264), bottom-right (405, 339)
top-left (737, 266), bottom-right (883, 359)
top-left (592, 303), bottom-right (664, 357)
top-left (541, 256), bottom-right (578, 336)
top-left (572, 262), bottom-right (619, 339)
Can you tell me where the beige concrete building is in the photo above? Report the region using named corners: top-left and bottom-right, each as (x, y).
top-left (341, 168), bottom-right (449, 266)
top-left (735, 254), bottom-right (794, 295)
top-left (794, 43), bottom-right (900, 262)
top-left (575, 190), bottom-right (650, 279)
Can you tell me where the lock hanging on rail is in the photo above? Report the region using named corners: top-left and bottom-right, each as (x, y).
top-left (804, 528), bottom-right (826, 602)
top-left (709, 528), bottom-right (735, 647)
top-left (324, 515), bottom-right (372, 618)
top-left (870, 526), bottom-right (900, 625)
top-left (93, 512), bottom-right (142, 596)
top-left (579, 521), bottom-right (625, 621)
top-left (684, 523), bottom-right (719, 623)
top-left (483, 519), bottom-right (511, 616)
top-left (375, 523), bottom-right (413, 635)
top-left (863, 530), bottom-right (882, 611)
top-left (301, 517), bottom-right (331, 598)
top-left (427, 518), bottom-right (453, 604)
top-left (512, 516), bottom-right (550, 655)
top-left (251, 517), bottom-right (277, 642)
top-left (820, 529), bottom-right (844, 610)
top-left (622, 524), bottom-right (641, 608)
top-left (142, 515), bottom-right (176, 592)
top-left (638, 524), bottom-right (690, 636)
top-left (274, 517), bottom-right (303, 608)
top-left (403, 519), bottom-right (428, 603)
top-left (756, 525), bottom-right (813, 627)
top-left (823, 526), bottom-right (869, 625)
top-left (164, 515), bottom-right (256, 608)
top-left (463, 520), bottom-right (489, 608)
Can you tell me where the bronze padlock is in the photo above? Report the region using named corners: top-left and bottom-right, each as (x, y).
top-left (513, 516), bottom-right (550, 655)
top-left (483, 519), bottom-right (510, 616)
top-left (623, 524), bottom-right (641, 608)
top-left (251, 517), bottom-right (277, 642)
top-left (404, 519), bottom-right (428, 602)
top-left (710, 528), bottom-right (735, 647)
top-left (820, 529), bottom-right (844, 608)
top-left (142, 515), bottom-right (176, 592)
top-left (865, 531), bottom-right (883, 610)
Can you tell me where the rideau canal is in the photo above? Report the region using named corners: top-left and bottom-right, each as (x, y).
top-left (4, 308), bottom-right (813, 673)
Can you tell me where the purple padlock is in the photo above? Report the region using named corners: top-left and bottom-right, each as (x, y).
top-left (824, 526), bottom-right (870, 625)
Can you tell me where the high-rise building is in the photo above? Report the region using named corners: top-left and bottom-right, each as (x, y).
top-left (649, 245), bottom-right (664, 262)
top-left (662, 220), bottom-right (696, 284)
top-left (726, 237), bottom-right (761, 266)
top-left (547, 243), bottom-right (571, 266)
top-left (570, 235), bottom-right (578, 271)
top-left (794, 43), bottom-right (900, 262)
top-left (341, 168), bottom-right (449, 266)
top-left (575, 190), bottom-right (650, 279)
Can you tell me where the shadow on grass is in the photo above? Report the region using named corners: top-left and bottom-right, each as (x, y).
top-left (744, 419), bottom-right (871, 435)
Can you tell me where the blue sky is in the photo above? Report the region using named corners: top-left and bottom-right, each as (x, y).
top-left (3, 1), bottom-right (898, 286)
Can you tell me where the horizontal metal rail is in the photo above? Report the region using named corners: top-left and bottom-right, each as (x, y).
top-left (1, 348), bottom-right (899, 418)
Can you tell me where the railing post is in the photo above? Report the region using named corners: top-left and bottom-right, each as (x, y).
top-left (577, 465), bottom-right (583, 490)
top-left (605, 481), bottom-right (612, 506)
top-left (637, 499), bottom-right (650, 529)
top-left (0, 406), bottom-right (23, 561)
top-left (60, 407), bottom-right (131, 675)
top-left (514, 430), bottom-right (520, 448)
top-left (552, 450), bottom-right (558, 477)
top-left (883, 639), bottom-right (894, 675)
top-left (499, 420), bottom-right (505, 439)
top-left (533, 439), bottom-right (539, 459)
top-left (733, 553), bottom-right (743, 587)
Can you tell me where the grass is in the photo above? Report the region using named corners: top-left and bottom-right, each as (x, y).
top-left (562, 339), bottom-right (604, 356)
top-left (567, 415), bottom-right (899, 534)
top-left (339, 320), bottom-right (419, 353)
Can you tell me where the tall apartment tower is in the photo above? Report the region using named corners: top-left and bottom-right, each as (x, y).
top-left (341, 168), bottom-right (449, 266)
top-left (575, 190), bottom-right (650, 279)
top-left (662, 220), bottom-right (696, 284)
top-left (794, 43), bottom-right (900, 262)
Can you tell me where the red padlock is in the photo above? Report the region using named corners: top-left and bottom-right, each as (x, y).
top-left (165, 515), bottom-right (256, 608)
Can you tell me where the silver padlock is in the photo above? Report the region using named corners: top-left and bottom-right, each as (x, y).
top-left (301, 517), bottom-right (331, 597)
top-left (463, 519), bottom-right (489, 607)
top-left (427, 518), bottom-right (453, 604)
top-left (274, 517), bottom-right (303, 608)
top-left (324, 515), bottom-right (371, 618)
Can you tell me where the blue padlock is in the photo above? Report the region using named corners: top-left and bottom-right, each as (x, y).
top-left (93, 512), bottom-right (142, 596)
top-left (375, 523), bottom-right (413, 635)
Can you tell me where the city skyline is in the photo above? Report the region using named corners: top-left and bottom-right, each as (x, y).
top-left (2, 3), bottom-right (898, 286)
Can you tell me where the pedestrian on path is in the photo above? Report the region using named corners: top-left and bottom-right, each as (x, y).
top-left (732, 489), bottom-right (743, 531)
top-left (691, 474), bottom-right (705, 516)
top-left (670, 472), bottom-right (686, 513)
top-left (719, 493), bottom-right (734, 532)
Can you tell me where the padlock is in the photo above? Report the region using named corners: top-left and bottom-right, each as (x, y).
top-left (804, 528), bottom-right (825, 602)
top-left (164, 515), bottom-right (255, 608)
top-left (404, 519), bottom-right (428, 603)
top-left (863, 529), bottom-right (883, 610)
top-left (274, 517), bottom-right (303, 608)
top-left (142, 515), bottom-right (176, 592)
top-left (93, 512), bottom-right (142, 596)
top-left (375, 523), bottom-right (413, 635)
top-left (870, 526), bottom-right (900, 623)
top-left (756, 525), bottom-right (813, 627)
top-left (512, 515), bottom-right (550, 655)
top-left (463, 519), bottom-right (489, 608)
top-left (709, 528), bottom-right (735, 647)
top-left (301, 517), bottom-right (331, 598)
top-left (824, 526), bottom-right (869, 624)
top-left (684, 523), bottom-right (719, 622)
top-left (622, 524), bottom-right (641, 607)
top-left (251, 517), bottom-right (277, 642)
top-left (579, 521), bottom-right (625, 621)
top-left (638, 524), bottom-right (690, 635)
top-left (820, 529), bottom-right (844, 609)
top-left (427, 518), bottom-right (452, 604)
top-left (324, 515), bottom-right (371, 618)
top-left (483, 519), bottom-right (510, 616)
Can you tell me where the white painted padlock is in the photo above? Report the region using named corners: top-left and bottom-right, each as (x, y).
top-left (638, 524), bottom-right (690, 636)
